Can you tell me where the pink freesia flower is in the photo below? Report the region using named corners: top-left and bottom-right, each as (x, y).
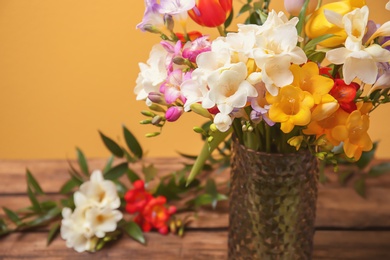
top-left (160, 69), bottom-right (190, 104)
top-left (182, 36), bottom-right (211, 63)
top-left (165, 106), bottom-right (184, 122)
top-left (161, 40), bottom-right (183, 72)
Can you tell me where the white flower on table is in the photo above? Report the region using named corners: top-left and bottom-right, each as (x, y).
top-left (60, 170), bottom-right (123, 252)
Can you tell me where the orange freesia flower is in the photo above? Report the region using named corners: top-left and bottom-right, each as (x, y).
top-left (332, 110), bottom-right (372, 160)
top-left (188, 0), bottom-right (233, 27)
top-left (266, 85), bottom-right (314, 133)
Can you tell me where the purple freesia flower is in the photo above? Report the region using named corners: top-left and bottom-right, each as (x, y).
top-left (137, 0), bottom-right (164, 32)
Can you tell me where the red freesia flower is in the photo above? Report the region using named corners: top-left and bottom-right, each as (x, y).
top-left (188, 0), bottom-right (233, 27)
top-left (329, 79), bottom-right (360, 113)
top-left (135, 196), bottom-right (176, 235)
top-left (124, 180), bottom-right (153, 214)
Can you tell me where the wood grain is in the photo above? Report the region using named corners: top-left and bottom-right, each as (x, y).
top-left (1, 158), bottom-right (390, 259)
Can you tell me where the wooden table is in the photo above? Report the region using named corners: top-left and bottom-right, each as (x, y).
top-left (1, 158), bottom-right (390, 259)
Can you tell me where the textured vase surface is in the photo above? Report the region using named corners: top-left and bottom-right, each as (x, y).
top-left (228, 141), bottom-right (319, 260)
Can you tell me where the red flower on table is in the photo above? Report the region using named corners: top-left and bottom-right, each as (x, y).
top-left (124, 180), bottom-right (176, 235)
top-left (124, 180), bottom-right (153, 214)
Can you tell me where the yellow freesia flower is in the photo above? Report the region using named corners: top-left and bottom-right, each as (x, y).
top-left (290, 62), bottom-right (339, 121)
top-left (303, 108), bottom-right (349, 146)
top-left (305, 0), bottom-right (366, 47)
top-left (266, 85), bottom-right (314, 133)
top-left (332, 110), bottom-right (372, 160)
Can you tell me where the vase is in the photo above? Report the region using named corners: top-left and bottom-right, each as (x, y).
top-left (228, 139), bottom-right (319, 260)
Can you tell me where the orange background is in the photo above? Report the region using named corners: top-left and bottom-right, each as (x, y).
top-left (0, 0), bottom-right (389, 160)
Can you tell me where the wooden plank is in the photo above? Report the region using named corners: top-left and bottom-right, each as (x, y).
top-left (2, 158), bottom-right (390, 194)
top-left (2, 186), bottom-right (390, 229)
top-left (1, 231), bottom-right (390, 259)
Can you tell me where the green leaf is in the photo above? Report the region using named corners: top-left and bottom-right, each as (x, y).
top-left (113, 180), bottom-right (128, 196)
top-left (60, 177), bottom-right (82, 194)
top-left (123, 221), bottom-right (145, 244)
top-left (76, 147), bottom-right (89, 176)
top-left (104, 162), bottom-right (128, 180)
top-left (205, 179), bottom-right (218, 198)
top-left (142, 164), bottom-right (158, 183)
top-left (296, 0), bottom-right (310, 36)
top-left (26, 170), bottom-right (44, 195)
top-left (237, 4), bottom-right (251, 17)
top-left (355, 142), bottom-right (378, 169)
top-left (186, 193), bottom-right (228, 208)
top-left (27, 207), bottom-right (61, 227)
top-left (224, 8), bottom-right (234, 29)
top-left (47, 222), bottom-right (60, 246)
top-left (123, 126), bottom-right (143, 159)
top-left (368, 162), bottom-right (390, 177)
top-left (27, 186), bottom-right (42, 212)
top-left (99, 131), bottom-right (124, 158)
top-left (103, 156), bottom-right (115, 174)
top-left (3, 207), bottom-right (22, 226)
top-left (338, 171), bottom-right (354, 186)
top-left (304, 34), bottom-right (333, 52)
top-left (354, 178), bottom-right (366, 198)
top-left (126, 168), bottom-right (140, 183)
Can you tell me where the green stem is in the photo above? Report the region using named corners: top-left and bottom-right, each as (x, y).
top-left (265, 124), bottom-right (271, 153)
top-left (217, 25), bottom-right (225, 36)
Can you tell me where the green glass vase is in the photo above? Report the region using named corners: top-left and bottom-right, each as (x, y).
top-left (228, 140), bottom-right (319, 260)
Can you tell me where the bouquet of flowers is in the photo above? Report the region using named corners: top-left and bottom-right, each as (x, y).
top-left (135, 0), bottom-right (390, 183)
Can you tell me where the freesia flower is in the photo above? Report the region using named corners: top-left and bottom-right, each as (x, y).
top-left (61, 207), bottom-right (97, 253)
top-left (135, 196), bottom-right (176, 235)
top-left (182, 35), bottom-right (211, 62)
top-left (387, 1), bottom-right (390, 11)
top-left (124, 180), bottom-right (153, 214)
top-left (76, 170), bottom-right (120, 210)
top-left (329, 79), bottom-right (360, 113)
top-left (284, 0), bottom-right (318, 16)
top-left (214, 112), bottom-right (232, 132)
top-left (266, 85), bottom-right (314, 133)
top-left (165, 106), bottom-right (184, 122)
top-left (159, 0), bottom-right (195, 22)
top-left (332, 110), bottom-right (372, 159)
top-left (253, 10), bottom-right (307, 95)
top-left (84, 206), bottom-right (123, 238)
top-left (305, 0), bottom-right (366, 47)
top-left (188, 0), bottom-right (233, 27)
top-left (202, 62), bottom-right (258, 115)
top-left (137, 0), bottom-right (165, 32)
top-left (134, 44), bottom-right (168, 101)
top-left (290, 62), bottom-right (339, 121)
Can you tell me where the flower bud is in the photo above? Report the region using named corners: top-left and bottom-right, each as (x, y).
top-left (148, 92), bottom-right (163, 104)
top-left (284, 0), bottom-right (318, 17)
top-left (190, 103), bottom-right (212, 119)
top-left (151, 115), bottom-right (163, 125)
top-left (164, 14), bottom-right (174, 31)
top-left (188, 0), bottom-right (233, 27)
top-left (165, 106), bottom-right (184, 122)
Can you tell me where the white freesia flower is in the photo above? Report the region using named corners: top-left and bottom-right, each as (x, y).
top-left (159, 0), bottom-right (195, 21)
top-left (326, 6), bottom-right (390, 84)
top-left (214, 113), bottom-right (233, 132)
top-left (61, 170), bottom-right (123, 252)
top-left (386, 1), bottom-right (390, 11)
top-left (77, 170), bottom-right (120, 209)
top-left (203, 62), bottom-right (258, 114)
top-left (134, 44), bottom-right (168, 101)
top-left (85, 206), bottom-right (123, 238)
top-left (368, 72), bottom-right (390, 94)
top-left (252, 11), bottom-right (307, 95)
top-left (181, 77), bottom-right (209, 112)
top-left (61, 207), bottom-right (97, 253)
